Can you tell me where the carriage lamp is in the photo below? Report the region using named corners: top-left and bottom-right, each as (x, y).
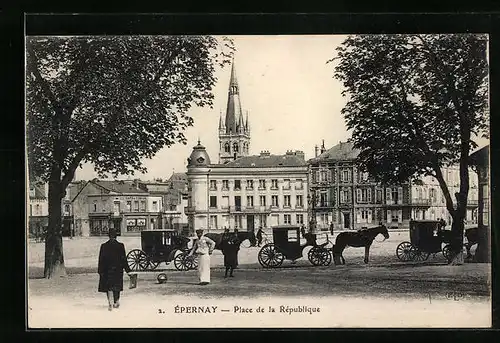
top-left (157, 273), bottom-right (168, 284)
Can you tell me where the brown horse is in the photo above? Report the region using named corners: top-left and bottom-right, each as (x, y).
top-left (333, 225), bottom-right (390, 265)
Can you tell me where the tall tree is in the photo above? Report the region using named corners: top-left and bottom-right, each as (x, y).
top-left (26, 35), bottom-right (234, 278)
top-left (331, 34), bottom-right (489, 264)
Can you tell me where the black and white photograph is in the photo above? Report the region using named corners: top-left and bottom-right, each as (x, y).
top-left (26, 28), bottom-right (491, 328)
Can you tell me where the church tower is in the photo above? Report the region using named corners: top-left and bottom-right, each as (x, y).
top-left (218, 59), bottom-right (250, 164)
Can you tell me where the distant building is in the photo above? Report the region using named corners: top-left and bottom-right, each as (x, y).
top-left (139, 173), bottom-right (189, 233)
top-left (308, 140), bottom-right (478, 230)
top-left (28, 182), bottom-right (48, 236)
top-left (69, 179), bottom-right (163, 236)
top-left (186, 141), bottom-right (308, 234)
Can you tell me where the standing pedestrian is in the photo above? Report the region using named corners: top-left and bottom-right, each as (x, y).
top-left (98, 228), bottom-right (132, 311)
top-left (189, 229), bottom-right (216, 285)
top-left (329, 222), bottom-right (334, 236)
top-left (256, 226), bottom-right (264, 247)
top-left (221, 232), bottom-right (240, 278)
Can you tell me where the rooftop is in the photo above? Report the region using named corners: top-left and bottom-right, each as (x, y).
top-left (215, 151), bottom-right (306, 168)
top-left (309, 140), bottom-right (360, 163)
top-left (92, 180), bottom-right (148, 194)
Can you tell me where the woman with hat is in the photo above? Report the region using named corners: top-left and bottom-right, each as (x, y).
top-left (98, 228), bottom-right (132, 311)
top-left (189, 228), bottom-right (216, 285)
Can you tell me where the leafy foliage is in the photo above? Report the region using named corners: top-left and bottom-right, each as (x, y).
top-left (331, 34), bottom-right (489, 186)
top-left (27, 35), bottom-right (234, 182)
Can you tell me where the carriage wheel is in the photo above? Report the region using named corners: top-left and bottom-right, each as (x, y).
top-left (308, 247), bottom-right (332, 266)
top-left (258, 244), bottom-right (284, 268)
top-left (173, 253), bottom-right (188, 271)
top-left (185, 254), bottom-right (198, 270)
top-left (442, 244), bottom-right (453, 262)
top-left (127, 249), bottom-right (150, 271)
top-left (396, 242), bottom-right (414, 262)
top-left (410, 246), bottom-right (430, 262)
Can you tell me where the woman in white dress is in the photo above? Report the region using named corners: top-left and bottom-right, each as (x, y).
top-left (189, 229), bottom-right (216, 285)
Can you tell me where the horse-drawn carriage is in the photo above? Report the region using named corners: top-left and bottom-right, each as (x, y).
top-left (126, 230), bottom-right (195, 271)
top-left (396, 220), bottom-right (454, 262)
top-left (257, 225), bottom-right (332, 268)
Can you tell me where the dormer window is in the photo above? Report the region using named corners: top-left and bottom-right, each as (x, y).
top-left (197, 156), bottom-right (205, 164)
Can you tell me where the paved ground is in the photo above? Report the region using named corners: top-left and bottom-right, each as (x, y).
top-left (27, 230), bottom-right (490, 328)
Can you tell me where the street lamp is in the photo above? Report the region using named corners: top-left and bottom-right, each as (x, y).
top-left (307, 191), bottom-right (316, 233)
top-left (207, 169), bottom-right (211, 232)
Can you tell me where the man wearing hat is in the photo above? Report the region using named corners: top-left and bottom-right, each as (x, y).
top-left (189, 228), bottom-right (216, 285)
top-left (98, 227), bottom-right (132, 311)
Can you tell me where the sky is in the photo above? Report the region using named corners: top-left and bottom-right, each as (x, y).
top-left (75, 35), bottom-right (490, 182)
top-left (76, 35), bottom-right (350, 181)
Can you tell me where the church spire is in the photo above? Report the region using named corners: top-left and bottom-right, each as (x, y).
top-left (224, 58), bottom-right (243, 134)
top-left (218, 56), bottom-right (250, 164)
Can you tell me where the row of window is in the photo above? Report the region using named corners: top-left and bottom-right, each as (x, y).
top-left (210, 179), bottom-right (304, 191)
top-left (90, 200), bottom-right (161, 213)
top-left (207, 213), bottom-right (305, 228)
top-left (313, 187), bottom-right (404, 206)
top-left (209, 194), bottom-right (304, 208)
top-left (312, 169), bottom-right (370, 183)
top-left (222, 142), bottom-right (249, 154)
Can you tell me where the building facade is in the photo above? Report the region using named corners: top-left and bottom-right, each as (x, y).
top-left (186, 142), bottom-right (308, 234)
top-left (139, 173), bottom-right (189, 233)
top-left (28, 182), bottom-right (49, 236)
top-left (69, 179), bottom-right (163, 236)
top-left (308, 140), bottom-right (478, 231)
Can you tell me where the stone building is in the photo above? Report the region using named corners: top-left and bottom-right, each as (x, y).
top-left (28, 182), bottom-right (49, 236)
top-left (186, 142), bottom-right (308, 234)
top-left (308, 140), bottom-right (478, 230)
top-left (68, 179), bottom-right (163, 236)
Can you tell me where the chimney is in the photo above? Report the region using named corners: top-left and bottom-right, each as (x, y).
top-left (314, 145), bottom-right (319, 157)
top-left (294, 150), bottom-right (305, 161)
top-left (320, 139), bottom-right (326, 154)
top-left (260, 150), bottom-right (271, 157)
top-left (134, 179), bottom-right (139, 189)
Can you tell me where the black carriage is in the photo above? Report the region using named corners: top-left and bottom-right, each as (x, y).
top-left (126, 230), bottom-right (196, 271)
top-left (396, 220), bottom-right (454, 262)
top-left (257, 225), bottom-right (332, 268)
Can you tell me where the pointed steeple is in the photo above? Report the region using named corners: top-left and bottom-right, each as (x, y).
top-left (218, 111), bottom-right (224, 130)
top-left (245, 111), bottom-right (250, 132)
top-left (229, 57), bottom-right (238, 92)
top-left (224, 58), bottom-right (243, 134)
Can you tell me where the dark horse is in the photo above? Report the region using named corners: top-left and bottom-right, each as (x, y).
top-left (204, 231), bottom-right (257, 251)
top-left (333, 225), bottom-right (390, 265)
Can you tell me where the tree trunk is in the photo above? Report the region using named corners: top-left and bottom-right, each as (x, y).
top-left (43, 177), bottom-right (67, 279)
top-left (449, 210), bottom-right (465, 266)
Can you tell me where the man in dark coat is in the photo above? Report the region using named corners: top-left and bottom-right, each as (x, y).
top-left (98, 228), bottom-right (131, 311)
top-left (221, 232), bottom-right (240, 278)
top-left (256, 227), bottom-right (264, 247)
